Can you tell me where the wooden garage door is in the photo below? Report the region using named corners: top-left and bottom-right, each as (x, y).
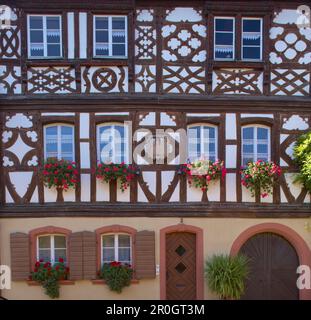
top-left (240, 232), bottom-right (299, 300)
top-left (166, 232), bottom-right (196, 300)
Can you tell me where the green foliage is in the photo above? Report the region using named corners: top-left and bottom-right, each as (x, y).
top-left (31, 259), bottom-right (69, 299)
top-left (95, 163), bottom-right (140, 192)
top-left (42, 158), bottom-right (79, 190)
top-left (293, 132), bottom-right (311, 193)
top-left (205, 254), bottom-right (249, 300)
top-left (240, 160), bottom-right (281, 198)
top-left (99, 261), bottom-right (133, 293)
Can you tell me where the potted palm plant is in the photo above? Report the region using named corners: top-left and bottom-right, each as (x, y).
top-left (205, 254), bottom-right (249, 300)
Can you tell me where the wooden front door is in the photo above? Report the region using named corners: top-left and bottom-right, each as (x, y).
top-left (240, 233), bottom-right (299, 300)
top-left (166, 232), bottom-right (196, 300)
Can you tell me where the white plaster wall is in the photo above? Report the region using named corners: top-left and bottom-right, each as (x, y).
top-left (80, 174), bottom-right (91, 202)
top-left (226, 173), bottom-right (236, 202)
top-left (79, 13), bottom-right (87, 59)
top-left (225, 145), bottom-right (237, 168)
top-left (96, 179), bottom-right (110, 202)
top-left (225, 114), bottom-right (237, 140)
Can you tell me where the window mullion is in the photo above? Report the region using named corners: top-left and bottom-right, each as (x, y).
top-left (115, 234), bottom-right (118, 262)
top-left (43, 16), bottom-right (47, 57)
top-left (51, 235), bottom-right (55, 264)
top-left (254, 127), bottom-right (258, 161)
top-left (58, 126), bottom-right (61, 160)
top-left (109, 17), bottom-right (112, 56)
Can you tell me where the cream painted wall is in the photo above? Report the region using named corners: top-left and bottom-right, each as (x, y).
top-left (1, 217), bottom-right (310, 300)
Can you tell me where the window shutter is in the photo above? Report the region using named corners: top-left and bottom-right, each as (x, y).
top-left (10, 233), bottom-right (30, 281)
top-left (135, 230), bottom-right (156, 279)
top-left (69, 232), bottom-right (83, 280)
top-left (82, 231), bottom-right (97, 280)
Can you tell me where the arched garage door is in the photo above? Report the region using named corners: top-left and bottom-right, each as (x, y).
top-left (240, 232), bottom-right (299, 300)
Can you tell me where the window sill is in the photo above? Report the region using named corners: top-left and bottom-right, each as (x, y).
top-left (27, 280), bottom-right (75, 286)
top-left (91, 279), bottom-right (139, 285)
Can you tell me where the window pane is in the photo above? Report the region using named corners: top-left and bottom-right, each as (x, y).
top-left (47, 44), bottom-right (61, 57)
top-left (30, 45), bottom-right (44, 57)
top-left (243, 19), bottom-right (261, 32)
top-left (47, 30), bottom-right (60, 44)
top-left (47, 17), bottom-right (60, 30)
top-left (257, 144), bottom-right (268, 154)
top-left (118, 235), bottom-right (130, 247)
top-left (54, 235), bottom-right (66, 248)
top-left (103, 248), bottom-right (115, 262)
top-left (118, 248), bottom-right (130, 262)
top-left (243, 46), bottom-right (261, 60)
top-left (112, 30), bottom-right (125, 43)
top-left (103, 235), bottom-right (115, 247)
top-left (215, 32), bottom-right (233, 45)
top-left (96, 17), bottom-right (108, 29)
top-left (54, 249), bottom-right (66, 263)
top-left (215, 18), bottom-right (234, 31)
top-left (112, 17), bottom-right (125, 30)
top-left (215, 47), bottom-right (233, 59)
top-left (112, 43), bottom-right (126, 56)
top-left (96, 30), bottom-right (108, 43)
top-left (39, 236), bottom-right (51, 249)
top-left (243, 127), bottom-right (254, 139)
top-left (96, 44), bottom-right (109, 56)
top-left (243, 144), bottom-right (254, 154)
top-left (257, 127), bottom-right (268, 140)
top-left (29, 16), bottom-right (43, 29)
top-left (38, 249), bottom-right (51, 262)
top-left (30, 30), bottom-right (43, 43)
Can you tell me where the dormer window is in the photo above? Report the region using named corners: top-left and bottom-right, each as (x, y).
top-left (93, 15), bottom-right (127, 58)
top-left (27, 15), bottom-right (62, 58)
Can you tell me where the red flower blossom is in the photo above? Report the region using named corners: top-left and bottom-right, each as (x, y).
top-left (58, 257), bottom-right (64, 263)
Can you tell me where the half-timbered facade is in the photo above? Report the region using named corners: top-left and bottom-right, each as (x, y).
top-left (0, 0), bottom-right (310, 300)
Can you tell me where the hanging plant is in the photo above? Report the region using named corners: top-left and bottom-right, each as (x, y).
top-left (99, 261), bottom-right (133, 293)
top-left (42, 158), bottom-right (79, 191)
top-left (95, 162), bottom-right (140, 192)
top-left (30, 258), bottom-right (69, 299)
top-left (178, 159), bottom-right (226, 192)
top-left (240, 160), bottom-right (281, 198)
top-left (293, 132), bottom-right (311, 193)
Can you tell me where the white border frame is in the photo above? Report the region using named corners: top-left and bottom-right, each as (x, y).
top-left (101, 233), bottom-right (132, 265)
top-left (96, 122), bottom-right (129, 163)
top-left (44, 123), bottom-right (75, 161)
top-left (241, 17), bottom-right (263, 61)
top-left (37, 234), bottom-right (67, 264)
top-left (93, 15), bottom-right (128, 59)
top-left (27, 14), bottom-right (63, 59)
top-left (214, 16), bottom-right (235, 61)
top-left (241, 124), bottom-right (271, 165)
top-left (187, 123), bottom-right (218, 161)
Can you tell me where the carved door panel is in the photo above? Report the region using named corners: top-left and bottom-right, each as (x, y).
top-left (166, 232), bottom-right (196, 300)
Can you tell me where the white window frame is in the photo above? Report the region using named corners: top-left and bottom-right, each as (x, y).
top-left (96, 122), bottom-right (129, 163)
top-left (37, 234), bottom-right (67, 265)
top-left (241, 17), bottom-right (263, 61)
top-left (241, 124), bottom-right (271, 165)
top-left (27, 14), bottom-right (63, 59)
top-left (187, 124), bottom-right (218, 161)
top-left (44, 123), bottom-right (75, 161)
top-left (101, 233), bottom-right (132, 265)
top-left (93, 15), bottom-right (128, 58)
top-left (214, 16), bottom-right (235, 60)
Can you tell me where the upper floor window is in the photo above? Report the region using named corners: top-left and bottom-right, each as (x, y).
top-left (214, 16), bottom-right (263, 61)
top-left (242, 18), bottom-right (262, 60)
top-left (242, 125), bottom-right (270, 166)
top-left (214, 17), bottom-right (235, 60)
top-left (102, 234), bottom-right (131, 265)
top-left (28, 15), bottom-right (62, 58)
top-left (37, 234), bottom-right (67, 264)
top-left (188, 124), bottom-right (218, 162)
top-left (93, 15), bottom-right (127, 58)
top-left (97, 123), bottom-right (128, 163)
top-left (44, 124), bottom-right (74, 161)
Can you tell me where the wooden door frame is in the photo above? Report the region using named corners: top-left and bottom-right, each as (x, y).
top-left (230, 223), bottom-right (311, 300)
top-left (160, 224), bottom-right (204, 300)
